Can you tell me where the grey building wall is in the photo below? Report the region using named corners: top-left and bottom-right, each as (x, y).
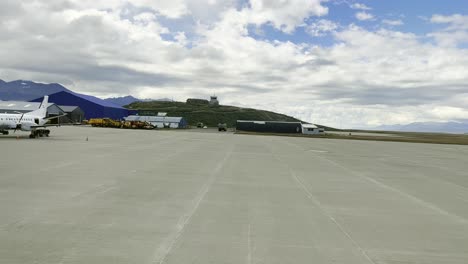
top-left (236, 120), bottom-right (302, 133)
top-left (59, 106), bottom-right (85, 123)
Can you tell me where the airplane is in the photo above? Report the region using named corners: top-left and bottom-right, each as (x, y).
top-left (0, 96), bottom-right (64, 138)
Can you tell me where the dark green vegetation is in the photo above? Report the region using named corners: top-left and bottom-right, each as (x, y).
top-left (127, 100), bottom-right (334, 129)
top-left (236, 130), bottom-right (468, 145)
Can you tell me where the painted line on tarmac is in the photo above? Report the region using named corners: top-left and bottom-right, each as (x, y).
top-left (291, 170), bottom-right (378, 264)
top-left (153, 146), bottom-right (234, 264)
top-left (282, 139), bottom-right (468, 225)
top-left (263, 139), bottom-right (377, 264)
top-left (39, 161), bottom-right (77, 172)
top-left (307, 149), bottom-right (328, 153)
top-left (315, 154), bottom-right (468, 225)
top-left (247, 223), bottom-right (252, 264)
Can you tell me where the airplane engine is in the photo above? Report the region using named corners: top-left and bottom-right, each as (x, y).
top-left (20, 123), bottom-right (33, 131)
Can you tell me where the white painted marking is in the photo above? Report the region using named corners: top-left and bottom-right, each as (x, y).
top-left (320, 155), bottom-right (468, 225)
top-left (265, 141), bottom-right (377, 264)
top-left (283, 139), bottom-right (468, 225)
top-left (247, 223), bottom-right (252, 264)
top-left (72, 184), bottom-right (117, 199)
top-left (307, 149), bottom-right (328, 153)
top-left (39, 161), bottom-right (76, 172)
top-left (290, 169), bottom-right (377, 264)
top-left (153, 147), bottom-right (233, 264)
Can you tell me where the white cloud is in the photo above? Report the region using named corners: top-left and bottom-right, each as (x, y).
top-left (247, 0), bottom-right (329, 33)
top-left (61, 0), bottom-right (190, 19)
top-left (429, 14), bottom-right (468, 47)
top-left (306, 19), bottom-right (339, 36)
top-left (429, 106), bottom-right (468, 120)
top-left (133, 12), bottom-right (157, 25)
top-left (355, 11), bottom-right (374, 21)
top-left (350, 3), bottom-right (371, 10)
top-left (430, 14), bottom-right (468, 28)
top-left (174, 31), bottom-right (188, 46)
top-left (186, 0), bottom-right (238, 23)
top-left (382, 19), bottom-right (404, 26)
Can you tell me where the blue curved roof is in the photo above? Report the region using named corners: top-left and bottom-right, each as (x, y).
top-left (64, 91), bottom-right (125, 109)
top-left (31, 91), bottom-right (132, 120)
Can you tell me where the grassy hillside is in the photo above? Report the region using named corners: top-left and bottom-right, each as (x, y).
top-left (126, 100), bottom-right (311, 128)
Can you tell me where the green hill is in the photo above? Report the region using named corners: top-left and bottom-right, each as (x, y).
top-left (126, 100), bottom-right (311, 128)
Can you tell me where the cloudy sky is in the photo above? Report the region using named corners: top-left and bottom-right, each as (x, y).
top-left (1, 0), bottom-right (468, 128)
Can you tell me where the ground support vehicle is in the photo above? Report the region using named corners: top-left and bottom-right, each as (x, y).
top-left (218, 123), bottom-right (227, 131)
top-left (29, 129), bottom-right (50, 138)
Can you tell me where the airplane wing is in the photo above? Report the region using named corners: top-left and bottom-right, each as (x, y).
top-left (30, 114), bottom-right (71, 129)
top-left (44, 114), bottom-right (68, 121)
top-left (30, 124), bottom-right (61, 129)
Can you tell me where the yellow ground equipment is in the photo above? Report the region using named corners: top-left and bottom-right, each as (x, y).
top-left (88, 118), bottom-right (122, 128)
top-left (121, 120), bottom-right (154, 129)
top-left (89, 118), bottom-right (154, 129)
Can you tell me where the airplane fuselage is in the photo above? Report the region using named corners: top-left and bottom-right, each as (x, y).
top-left (0, 113), bottom-right (45, 131)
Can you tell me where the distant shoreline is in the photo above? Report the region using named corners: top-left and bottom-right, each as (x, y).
top-left (235, 130), bottom-right (468, 145)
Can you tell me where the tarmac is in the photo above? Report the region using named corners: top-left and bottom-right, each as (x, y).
top-left (1, 126), bottom-right (468, 264)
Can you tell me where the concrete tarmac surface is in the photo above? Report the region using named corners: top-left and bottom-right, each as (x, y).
top-left (1, 126), bottom-right (468, 264)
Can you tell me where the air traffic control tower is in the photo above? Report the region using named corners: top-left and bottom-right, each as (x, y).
top-left (209, 95), bottom-right (219, 106)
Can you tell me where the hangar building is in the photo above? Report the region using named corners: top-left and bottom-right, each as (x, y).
top-left (236, 120), bottom-right (302, 133)
top-left (125, 115), bottom-right (188, 128)
top-left (301, 124), bottom-right (325, 134)
top-left (58, 105), bottom-right (85, 124)
top-left (31, 91), bottom-right (131, 120)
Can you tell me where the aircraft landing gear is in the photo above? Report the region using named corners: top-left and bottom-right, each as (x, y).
top-left (1, 130), bottom-right (8, 135)
top-left (29, 129), bottom-right (50, 138)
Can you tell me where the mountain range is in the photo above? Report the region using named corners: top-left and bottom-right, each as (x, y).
top-left (0, 79), bottom-right (71, 101)
top-left (373, 121), bottom-right (468, 134)
top-left (0, 79), bottom-right (158, 105)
